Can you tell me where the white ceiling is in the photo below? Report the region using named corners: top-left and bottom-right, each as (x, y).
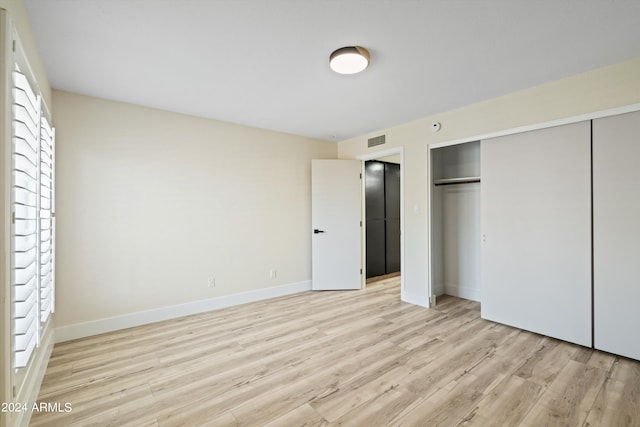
top-left (24, 0), bottom-right (640, 141)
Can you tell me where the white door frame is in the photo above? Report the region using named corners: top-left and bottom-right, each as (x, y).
top-left (356, 147), bottom-right (405, 299)
top-left (426, 140), bottom-right (478, 307)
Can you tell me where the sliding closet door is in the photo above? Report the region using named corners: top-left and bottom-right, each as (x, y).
top-left (481, 122), bottom-right (591, 346)
top-left (593, 111), bottom-right (640, 360)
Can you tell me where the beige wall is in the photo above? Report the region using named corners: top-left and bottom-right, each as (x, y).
top-left (339, 57), bottom-right (640, 307)
top-left (53, 90), bottom-right (336, 327)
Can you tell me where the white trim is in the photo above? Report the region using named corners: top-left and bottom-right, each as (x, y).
top-left (14, 323), bottom-right (54, 427)
top-left (428, 102), bottom-right (640, 149)
top-left (426, 145), bottom-right (434, 306)
top-left (54, 281), bottom-right (311, 343)
top-left (359, 161), bottom-right (366, 290)
top-left (356, 147), bottom-right (405, 301)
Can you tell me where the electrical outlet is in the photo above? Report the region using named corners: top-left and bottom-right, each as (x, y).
top-left (208, 277), bottom-right (216, 288)
top-left (269, 269), bottom-right (277, 279)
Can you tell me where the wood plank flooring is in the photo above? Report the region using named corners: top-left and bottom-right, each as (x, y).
top-left (31, 278), bottom-right (640, 426)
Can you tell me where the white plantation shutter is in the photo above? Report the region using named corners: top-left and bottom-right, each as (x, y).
top-left (11, 60), bottom-right (55, 371)
top-left (12, 65), bottom-right (42, 369)
top-left (39, 116), bottom-right (55, 324)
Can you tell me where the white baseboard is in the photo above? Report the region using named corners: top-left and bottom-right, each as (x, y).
top-left (445, 284), bottom-right (481, 302)
top-left (55, 280), bottom-right (312, 343)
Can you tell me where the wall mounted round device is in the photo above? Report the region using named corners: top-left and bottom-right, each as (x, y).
top-left (432, 122), bottom-right (441, 132)
top-left (329, 46), bottom-right (370, 74)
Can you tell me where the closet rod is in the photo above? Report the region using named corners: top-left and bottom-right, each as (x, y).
top-left (434, 177), bottom-right (481, 186)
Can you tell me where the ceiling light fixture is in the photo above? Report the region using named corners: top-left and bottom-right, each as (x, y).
top-left (329, 46), bottom-right (370, 74)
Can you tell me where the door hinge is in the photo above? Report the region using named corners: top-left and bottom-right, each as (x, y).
top-left (13, 39), bottom-right (16, 52)
top-left (360, 173), bottom-right (362, 179)
top-left (360, 221), bottom-right (362, 227)
top-left (11, 211), bottom-right (16, 224)
top-left (13, 385), bottom-right (16, 397)
top-left (360, 268), bottom-right (363, 275)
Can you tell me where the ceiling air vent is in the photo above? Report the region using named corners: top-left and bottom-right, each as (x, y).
top-left (368, 134), bottom-right (386, 148)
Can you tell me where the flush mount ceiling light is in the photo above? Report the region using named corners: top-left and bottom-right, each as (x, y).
top-left (329, 46), bottom-right (370, 74)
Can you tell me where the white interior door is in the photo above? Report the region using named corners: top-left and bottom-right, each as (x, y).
top-left (481, 122), bottom-right (592, 347)
top-left (312, 159), bottom-right (362, 290)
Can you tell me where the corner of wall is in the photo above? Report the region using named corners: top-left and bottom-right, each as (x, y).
top-left (401, 289), bottom-right (429, 308)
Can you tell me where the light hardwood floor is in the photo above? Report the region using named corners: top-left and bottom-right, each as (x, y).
top-left (32, 277), bottom-right (640, 426)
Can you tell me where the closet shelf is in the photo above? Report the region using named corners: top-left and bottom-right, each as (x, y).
top-left (434, 177), bottom-right (481, 186)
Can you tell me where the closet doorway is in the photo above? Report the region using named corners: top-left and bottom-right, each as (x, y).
top-left (429, 140), bottom-right (481, 303)
top-left (361, 151), bottom-right (403, 290)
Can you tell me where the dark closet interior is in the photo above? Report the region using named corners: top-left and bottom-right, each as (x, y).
top-left (365, 160), bottom-right (401, 278)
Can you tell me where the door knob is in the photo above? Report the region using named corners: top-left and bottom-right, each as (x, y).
top-left (313, 229), bottom-right (326, 234)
